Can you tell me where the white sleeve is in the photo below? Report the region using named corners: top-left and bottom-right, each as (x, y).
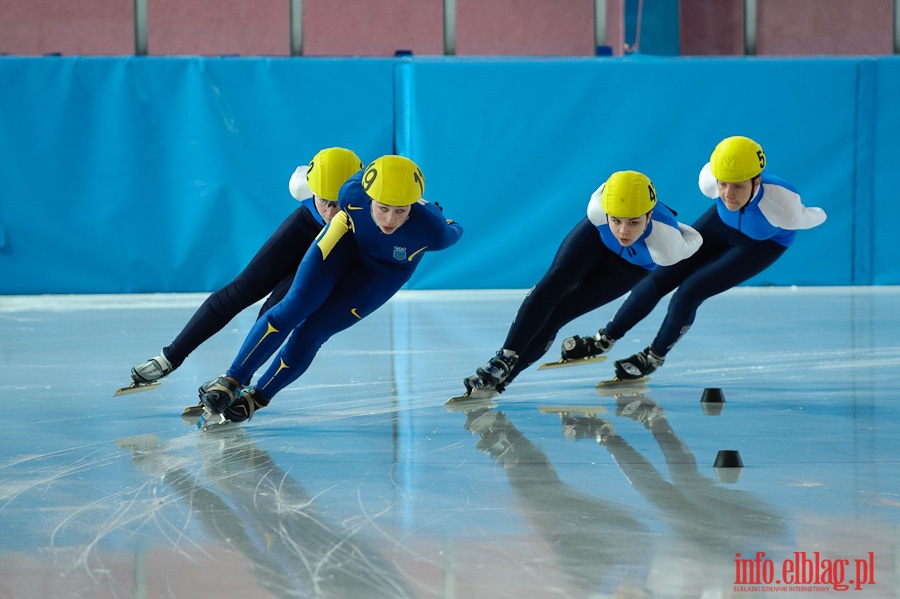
top-left (758, 186), bottom-right (827, 230)
top-left (646, 221), bottom-right (703, 266)
top-left (698, 163), bottom-right (719, 199)
top-left (586, 184), bottom-right (607, 225)
top-left (289, 165), bottom-right (312, 201)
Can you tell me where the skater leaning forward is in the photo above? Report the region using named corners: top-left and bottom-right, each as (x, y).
top-left (124, 147), bottom-right (363, 394)
top-left (199, 155), bottom-right (463, 426)
top-left (462, 170), bottom-right (703, 397)
top-left (571, 136), bottom-right (827, 381)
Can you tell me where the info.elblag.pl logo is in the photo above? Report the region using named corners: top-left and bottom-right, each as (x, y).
top-left (734, 551), bottom-right (876, 592)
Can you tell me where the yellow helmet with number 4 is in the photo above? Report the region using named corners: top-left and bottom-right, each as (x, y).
top-left (362, 155), bottom-right (425, 206)
top-left (709, 136), bottom-right (766, 182)
top-left (600, 171), bottom-right (657, 218)
top-left (307, 147), bottom-right (364, 201)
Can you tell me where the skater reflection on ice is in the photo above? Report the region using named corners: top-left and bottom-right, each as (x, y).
top-left (454, 393), bottom-right (787, 596)
top-left (549, 393), bottom-right (788, 594)
top-left (451, 402), bottom-right (654, 597)
top-left (117, 430), bottom-right (412, 599)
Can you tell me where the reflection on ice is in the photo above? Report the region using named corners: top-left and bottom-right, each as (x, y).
top-left (0, 288), bottom-right (898, 597)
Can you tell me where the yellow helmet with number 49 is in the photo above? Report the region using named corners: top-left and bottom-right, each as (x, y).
top-left (709, 136), bottom-right (766, 182)
top-left (600, 171), bottom-right (657, 218)
top-left (307, 147), bottom-right (364, 201)
top-left (362, 155), bottom-right (425, 206)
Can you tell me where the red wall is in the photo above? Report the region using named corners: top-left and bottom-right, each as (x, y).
top-left (680, 0), bottom-right (895, 56)
top-left (0, 0), bottom-right (895, 57)
top-left (454, 0), bottom-right (595, 56)
top-left (0, 0), bottom-right (134, 55)
top-left (146, 0), bottom-right (289, 56)
top-left (302, 0), bottom-right (444, 56)
top-left (756, 0), bottom-right (894, 56)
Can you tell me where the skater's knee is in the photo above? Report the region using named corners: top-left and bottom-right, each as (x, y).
top-left (210, 282), bottom-right (257, 314)
top-left (668, 285), bottom-right (708, 314)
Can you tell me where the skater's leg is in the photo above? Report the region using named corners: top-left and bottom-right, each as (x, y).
top-left (225, 215), bottom-right (357, 385)
top-left (252, 268), bottom-right (411, 400)
top-left (502, 218), bottom-right (604, 353)
top-left (165, 207), bottom-right (316, 368)
top-left (510, 258), bottom-right (646, 376)
top-left (466, 219), bottom-right (605, 391)
top-left (650, 240), bottom-right (786, 354)
top-left (603, 206), bottom-right (727, 342)
top-left (257, 274), bottom-right (294, 318)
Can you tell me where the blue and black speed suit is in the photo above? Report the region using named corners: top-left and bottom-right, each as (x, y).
top-left (225, 170), bottom-right (463, 401)
top-left (500, 183), bottom-right (702, 382)
top-left (604, 163), bottom-right (827, 355)
top-left (163, 190), bottom-right (327, 369)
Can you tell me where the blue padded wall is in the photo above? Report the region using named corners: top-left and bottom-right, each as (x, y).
top-left (0, 57), bottom-right (395, 294)
top-left (0, 55), bottom-right (897, 293)
top-left (872, 58), bottom-right (900, 285)
top-left (401, 56), bottom-right (859, 289)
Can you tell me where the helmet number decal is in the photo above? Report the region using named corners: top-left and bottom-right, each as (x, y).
top-left (756, 150), bottom-right (766, 169)
top-left (362, 166), bottom-right (378, 191)
top-left (414, 167), bottom-right (424, 195)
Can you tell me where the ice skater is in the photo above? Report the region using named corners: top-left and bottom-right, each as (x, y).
top-left (461, 170), bottom-right (702, 397)
top-left (568, 136), bottom-right (827, 381)
top-left (122, 147), bottom-right (364, 394)
top-left (198, 155), bottom-right (463, 426)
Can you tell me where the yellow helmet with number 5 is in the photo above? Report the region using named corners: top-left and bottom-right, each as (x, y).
top-left (362, 155), bottom-right (425, 206)
top-left (307, 147), bottom-right (364, 201)
top-left (709, 136), bottom-right (766, 182)
top-left (600, 171), bottom-right (657, 218)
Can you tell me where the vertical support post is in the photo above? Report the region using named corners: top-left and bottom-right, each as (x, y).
top-left (744, 0), bottom-right (757, 55)
top-left (290, 0), bottom-right (303, 56)
top-left (894, 0), bottom-right (900, 53)
top-left (443, 0), bottom-right (456, 56)
top-left (134, 0), bottom-right (147, 56)
top-left (595, 0), bottom-right (607, 48)
top-left (600, 0), bottom-right (624, 55)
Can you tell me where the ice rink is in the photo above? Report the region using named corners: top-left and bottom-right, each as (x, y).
top-left (1, 287), bottom-right (898, 598)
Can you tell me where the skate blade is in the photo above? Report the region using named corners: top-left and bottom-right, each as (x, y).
top-left (595, 377), bottom-right (650, 396)
top-left (445, 388), bottom-right (498, 405)
top-left (114, 434), bottom-right (162, 451)
top-left (181, 404), bottom-right (204, 426)
top-left (114, 381), bottom-right (161, 397)
top-left (445, 395), bottom-right (497, 412)
top-left (537, 355), bottom-right (607, 370)
top-left (539, 404), bottom-right (608, 417)
top-left (197, 411), bottom-right (231, 432)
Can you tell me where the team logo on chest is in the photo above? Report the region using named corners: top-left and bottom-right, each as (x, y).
top-left (393, 246), bottom-right (407, 261)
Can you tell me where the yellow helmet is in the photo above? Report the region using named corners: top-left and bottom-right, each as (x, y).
top-left (709, 136), bottom-right (766, 182)
top-left (600, 171), bottom-right (657, 218)
top-left (361, 155), bottom-right (425, 206)
top-left (306, 147), bottom-right (364, 201)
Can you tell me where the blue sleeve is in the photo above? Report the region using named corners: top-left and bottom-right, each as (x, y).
top-left (418, 200), bottom-right (463, 251)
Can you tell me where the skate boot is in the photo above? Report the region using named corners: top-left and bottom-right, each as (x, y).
top-left (461, 374), bottom-right (500, 401)
top-left (199, 375), bottom-right (241, 416)
top-left (475, 349), bottom-right (518, 387)
top-left (222, 385), bottom-right (271, 424)
top-left (593, 419), bottom-right (619, 446)
top-left (476, 429), bottom-right (517, 465)
top-left (469, 412), bottom-right (517, 465)
top-left (613, 346), bottom-right (665, 380)
top-left (561, 415), bottom-right (608, 441)
top-left (560, 329), bottom-right (616, 361)
top-left (464, 408), bottom-right (503, 435)
top-left (131, 352), bottom-right (173, 384)
top-left (615, 396), bottom-right (666, 430)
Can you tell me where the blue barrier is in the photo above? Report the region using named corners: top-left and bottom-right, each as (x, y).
top-left (0, 55), bottom-right (897, 293)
